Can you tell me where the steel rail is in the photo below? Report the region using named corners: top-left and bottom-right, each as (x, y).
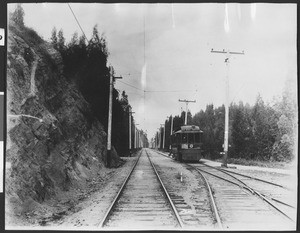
top-left (259, 193), bottom-right (295, 208)
top-left (199, 164), bottom-right (295, 208)
top-left (154, 149), bottom-right (295, 222)
top-left (145, 150), bottom-right (184, 228)
top-left (155, 151), bottom-right (292, 202)
top-left (97, 150), bottom-right (143, 228)
top-left (194, 167), bottom-right (223, 229)
top-left (156, 150), bottom-right (294, 208)
top-left (252, 189), bottom-right (295, 222)
top-left (156, 149), bottom-right (288, 190)
top-left (191, 165), bottom-right (295, 223)
top-left (152, 149), bottom-right (223, 229)
top-left (202, 162), bottom-right (288, 189)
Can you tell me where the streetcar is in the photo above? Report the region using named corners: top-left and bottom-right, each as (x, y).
top-left (170, 125), bottom-right (203, 162)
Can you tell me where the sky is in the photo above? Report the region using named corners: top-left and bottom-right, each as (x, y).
top-left (8, 3), bottom-right (297, 140)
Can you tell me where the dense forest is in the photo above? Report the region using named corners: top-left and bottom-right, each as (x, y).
top-left (50, 26), bottom-right (148, 156)
top-left (159, 90), bottom-right (297, 162)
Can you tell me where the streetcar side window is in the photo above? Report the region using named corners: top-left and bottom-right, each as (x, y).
top-left (182, 133), bottom-right (187, 143)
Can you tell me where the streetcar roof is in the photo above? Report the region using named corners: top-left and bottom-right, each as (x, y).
top-left (174, 125), bottom-right (203, 134)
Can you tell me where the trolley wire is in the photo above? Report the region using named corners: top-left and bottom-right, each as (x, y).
top-left (67, 3), bottom-right (89, 44)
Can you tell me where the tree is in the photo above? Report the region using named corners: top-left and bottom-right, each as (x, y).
top-left (70, 32), bottom-right (79, 46)
top-left (88, 25), bottom-right (108, 57)
top-left (79, 35), bottom-right (86, 48)
top-left (11, 4), bottom-right (25, 27)
top-left (272, 76), bottom-right (297, 161)
top-left (57, 29), bottom-right (66, 52)
top-left (50, 27), bottom-right (58, 49)
top-left (231, 102), bottom-right (252, 158)
top-left (49, 25), bottom-right (145, 157)
top-left (249, 95), bottom-right (278, 160)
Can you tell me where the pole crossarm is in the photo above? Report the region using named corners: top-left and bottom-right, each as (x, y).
top-left (178, 99), bottom-right (196, 125)
top-left (178, 99), bottom-right (196, 103)
top-left (211, 48), bottom-right (245, 55)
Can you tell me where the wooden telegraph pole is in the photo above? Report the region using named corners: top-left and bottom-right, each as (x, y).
top-left (129, 107), bottom-right (135, 155)
top-left (169, 115), bottom-right (174, 150)
top-left (107, 66), bottom-right (122, 168)
top-left (178, 99), bottom-right (196, 125)
top-left (162, 123), bottom-right (166, 150)
top-left (135, 124), bottom-right (139, 149)
top-left (211, 48), bottom-right (244, 167)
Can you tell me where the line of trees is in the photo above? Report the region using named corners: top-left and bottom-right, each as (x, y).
top-left (158, 90), bottom-right (297, 162)
top-left (50, 26), bottom-right (148, 156)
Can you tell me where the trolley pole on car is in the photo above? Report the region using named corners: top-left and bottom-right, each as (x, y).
top-left (107, 66), bottom-right (122, 168)
top-left (179, 99), bottom-right (196, 125)
top-left (211, 48), bottom-right (244, 167)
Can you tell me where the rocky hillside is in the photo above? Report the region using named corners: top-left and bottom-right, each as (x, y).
top-left (6, 21), bottom-right (121, 225)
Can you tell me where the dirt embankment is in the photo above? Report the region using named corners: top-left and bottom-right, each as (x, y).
top-left (6, 22), bottom-right (122, 226)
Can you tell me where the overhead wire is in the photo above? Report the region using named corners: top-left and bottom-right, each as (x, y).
top-left (67, 3), bottom-right (89, 44)
top-left (117, 79), bottom-right (197, 93)
top-left (118, 80), bottom-right (144, 92)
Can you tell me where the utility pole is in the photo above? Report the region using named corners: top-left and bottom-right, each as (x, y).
top-left (178, 99), bottom-right (196, 125)
top-left (169, 115), bottom-right (174, 150)
top-left (160, 124), bottom-right (165, 150)
top-left (211, 48), bottom-right (244, 167)
top-left (158, 127), bottom-right (161, 149)
top-left (107, 66), bottom-right (122, 168)
top-left (135, 128), bottom-right (137, 149)
top-left (107, 67), bottom-right (113, 167)
top-left (138, 130), bottom-right (140, 148)
top-left (170, 115), bottom-right (174, 135)
top-left (135, 124), bottom-right (139, 149)
top-left (156, 131), bottom-right (159, 149)
top-left (129, 108), bottom-right (135, 155)
top-left (162, 123), bottom-right (166, 150)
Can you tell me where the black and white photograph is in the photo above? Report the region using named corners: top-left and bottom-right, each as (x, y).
top-left (3, 1), bottom-right (298, 231)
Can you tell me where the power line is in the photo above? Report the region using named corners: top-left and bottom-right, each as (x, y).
top-left (118, 80), bottom-right (144, 91)
top-left (117, 80), bottom-right (197, 94)
top-left (67, 3), bottom-right (89, 44)
top-left (145, 89), bottom-right (197, 93)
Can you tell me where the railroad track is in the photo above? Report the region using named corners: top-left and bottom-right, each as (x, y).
top-left (153, 149), bottom-right (295, 230)
top-left (194, 163), bottom-right (297, 220)
top-left (98, 149), bottom-right (183, 229)
top-left (146, 149), bottom-right (221, 229)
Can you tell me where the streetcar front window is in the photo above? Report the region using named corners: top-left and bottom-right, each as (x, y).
top-left (188, 133), bottom-right (194, 144)
top-left (195, 133), bottom-right (200, 143)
